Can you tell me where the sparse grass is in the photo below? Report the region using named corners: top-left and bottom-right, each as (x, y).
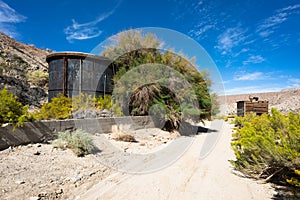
top-left (27, 70), bottom-right (48, 87)
top-left (111, 124), bottom-right (137, 143)
top-left (212, 115), bottom-right (230, 121)
top-left (52, 129), bottom-right (94, 157)
top-left (115, 134), bottom-right (137, 142)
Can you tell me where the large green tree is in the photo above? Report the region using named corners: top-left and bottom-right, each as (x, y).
top-left (102, 30), bottom-right (212, 131)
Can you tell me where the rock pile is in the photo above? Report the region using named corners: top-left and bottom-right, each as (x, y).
top-left (72, 109), bottom-right (113, 119)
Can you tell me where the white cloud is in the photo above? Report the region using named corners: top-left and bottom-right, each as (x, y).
top-left (215, 27), bottom-right (247, 55)
top-left (190, 24), bottom-right (214, 38)
top-left (243, 55), bottom-right (265, 65)
top-left (257, 12), bottom-right (288, 32)
top-left (233, 48), bottom-right (248, 57)
top-left (288, 78), bottom-right (300, 88)
top-left (64, 1), bottom-right (121, 42)
top-left (277, 4), bottom-right (300, 12)
top-left (64, 14), bottom-right (110, 42)
top-left (225, 85), bottom-right (283, 95)
top-left (258, 30), bottom-right (274, 37)
top-left (234, 72), bottom-right (265, 81)
top-left (0, 1), bottom-right (26, 37)
top-left (257, 4), bottom-right (300, 37)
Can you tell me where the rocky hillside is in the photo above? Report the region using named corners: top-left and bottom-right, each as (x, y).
top-left (220, 88), bottom-right (300, 115)
top-left (0, 32), bottom-right (51, 109)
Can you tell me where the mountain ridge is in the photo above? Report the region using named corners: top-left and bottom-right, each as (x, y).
top-left (219, 88), bottom-right (300, 115)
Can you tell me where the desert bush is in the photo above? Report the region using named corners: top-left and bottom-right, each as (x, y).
top-left (35, 93), bottom-right (122, 120)
top-left (212, 115), bottom-right (229, 121)
top-left (52, 129), bottom-right (94, 157)
top-left (0, 87), bottom-right (33, 127)
top-left (231, 112), bottom-right (257, 127)
top-left (34, 94), bottom-right (72, 120)
top-left (71, 93), bottom-right (95, 112)
top-left (95, 95), bottom-right (112, 110)
top-left (231, 108), bottom-right (300, 191)
top-left (111, 124), bottom-right (137, 142)
top-left (27, 70), bottom-right (48, 87)
top-left (110, 100), bottom-right (123, 116)
top-left (103, 30), bottom-right (212, 131)
top-left (71, 94), bottom-right (122, 116)
top-left (114, 134), bottom-right (137, 142)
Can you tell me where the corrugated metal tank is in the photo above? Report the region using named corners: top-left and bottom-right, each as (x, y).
top-left (46, 52), bottom-right (115, 101)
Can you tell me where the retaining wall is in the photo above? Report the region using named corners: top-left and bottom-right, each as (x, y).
top-left (0, 116), bottom-right (155, 151)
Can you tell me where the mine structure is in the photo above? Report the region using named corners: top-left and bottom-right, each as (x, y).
top-left (236, 95), bottom-right (268, 116)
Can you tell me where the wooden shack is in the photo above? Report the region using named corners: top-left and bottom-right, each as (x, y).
top-left (237, 100), bottom-right (268, 116)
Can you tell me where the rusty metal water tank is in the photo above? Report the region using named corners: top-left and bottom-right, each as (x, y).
top-left (46, 52), bottom-right (115, 101)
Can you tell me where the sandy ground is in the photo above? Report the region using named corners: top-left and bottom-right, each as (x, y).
top-left (0, 120), bottom-right (276, 200)
top-left (0, 144), bottom-right (112, 200)
top-left (81, 120), bottom-right (275, 200)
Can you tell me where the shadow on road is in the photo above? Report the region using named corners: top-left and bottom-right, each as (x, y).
top-left (179, 121), bottom-right (218, 136)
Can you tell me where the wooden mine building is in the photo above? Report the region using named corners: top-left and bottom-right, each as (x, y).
top-left (237, 95), bottom-right (268, 116)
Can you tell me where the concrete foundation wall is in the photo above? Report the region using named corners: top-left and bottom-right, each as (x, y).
top-left (0, 116), bottom-right (155, 151)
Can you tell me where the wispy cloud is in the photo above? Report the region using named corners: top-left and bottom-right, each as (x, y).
top-left (288, 78), bottom-right (300, 88)
top-left (215, 27), bottom-right (247, 56)
top-left (64, 1), bottom-right (121, 42)
top-left (0, 0), bottom-right (26, 37)
top-left (257, 4), bottom-right (300, 37)
top-left (257, 13), bottom-right (288, 37)
top-left (189, 24), bottom-right (215, 38)
top-left (234, 72), bottom-right (266, 81)
top-left (243, 55), bottom-right (265, 65)
top-left (277, 4), bottom-right (300, 12)
top-left (225, 85), bottom-right (283, 95)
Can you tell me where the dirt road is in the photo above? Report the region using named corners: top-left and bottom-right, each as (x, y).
top-left (80, 120), bottom-right (275, 200)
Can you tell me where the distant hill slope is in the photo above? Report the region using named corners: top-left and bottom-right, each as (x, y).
top-left (0, 33), bottom-right (51, 109)
top-left (220, 88), bottom-right (300, 115)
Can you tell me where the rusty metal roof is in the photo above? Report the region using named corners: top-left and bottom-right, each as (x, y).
top-left (46, 52), bottom-right (111, 63)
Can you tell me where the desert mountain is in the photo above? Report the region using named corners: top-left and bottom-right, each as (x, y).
top-left (220, 88), bottom-right (300, 115)
top-left (0, 32), bottom-right (51, 109)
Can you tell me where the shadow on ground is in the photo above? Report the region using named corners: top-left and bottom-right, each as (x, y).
top-left (272, 185), bottom-right (300, 199)
top-left (179, 121), bottom-right (218, 136)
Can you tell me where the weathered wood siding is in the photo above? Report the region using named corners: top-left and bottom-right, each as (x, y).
top-left (237, 101), bottom-right (268, 116)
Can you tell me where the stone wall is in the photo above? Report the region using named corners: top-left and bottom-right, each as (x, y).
top-left (0, 116), bottom-right (155, 151)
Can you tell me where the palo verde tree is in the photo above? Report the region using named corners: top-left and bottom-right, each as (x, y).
top-left (102, 30), bottom-right (212, 131)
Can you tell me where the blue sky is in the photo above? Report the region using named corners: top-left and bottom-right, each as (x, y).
top-left (1, 0), bottom-right (299, 95)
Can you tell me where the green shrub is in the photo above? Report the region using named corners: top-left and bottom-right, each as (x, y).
top-left (111, 100), bottom-right (123, 116)
top-left (35, 93), bottom-right (122, 120)
top-left (0, 87), bottom-right (32, 127)
top-left (212, 115), bottom-right (229, 121)
top-left (52, 129), bottom-right (94, 157)
top-left (71, 93), bottom-right (95, 112)
top-left (71, 94), bottom-right (122, 115)
top-left (27, 71), bottom-right (48, 87)
top-left (231, 108), bottom-right (300, 190)
top-left (34, 94), bottom-right (72, 120)
top-left (95, 95), bottom-right (112, 110)
top-left (231, 112), bottom-right (257, 127)
top-left (102, 30), bottom-right (212, 131)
